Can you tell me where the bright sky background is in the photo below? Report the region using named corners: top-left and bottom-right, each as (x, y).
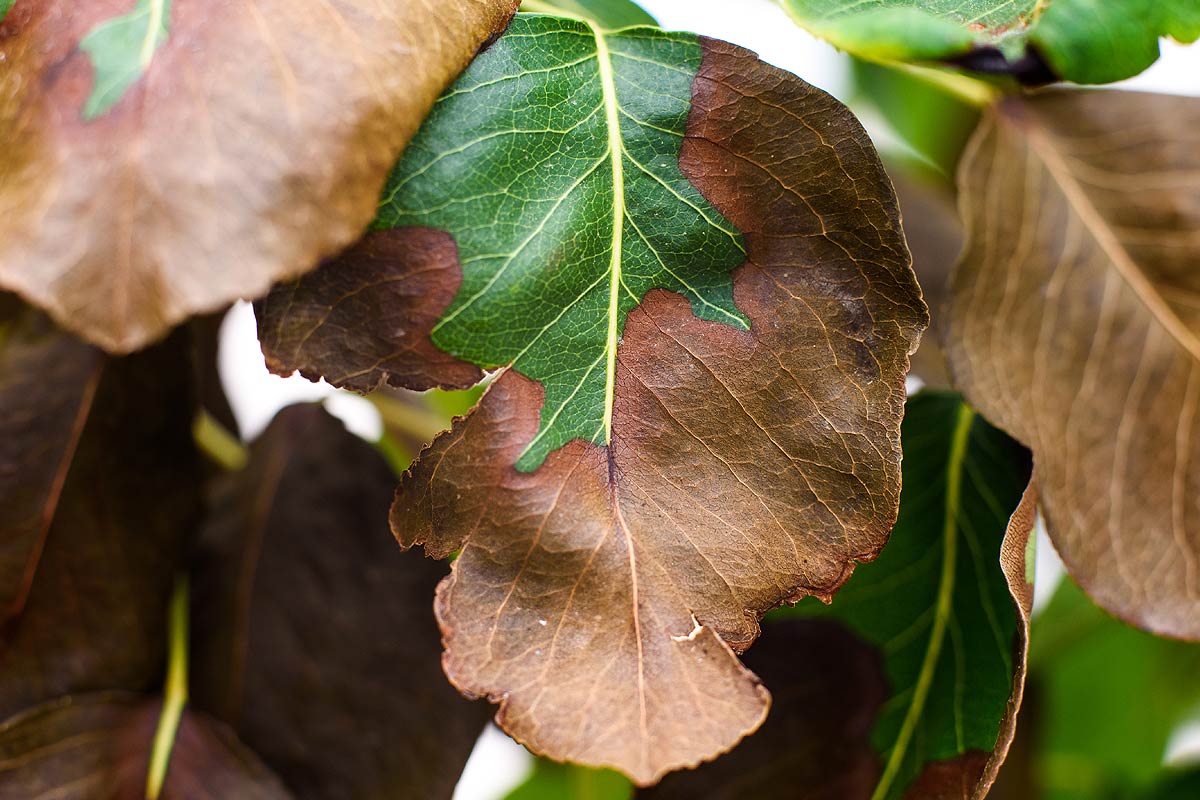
top-left (215, 3), bottom-right (1200, 796)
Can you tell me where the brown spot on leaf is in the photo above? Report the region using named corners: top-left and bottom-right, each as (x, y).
top-left (256, 228), bottom-right (483, 393)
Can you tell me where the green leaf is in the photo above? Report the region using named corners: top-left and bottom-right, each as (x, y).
top-left (780, 0), bottom-right (1198, 84)
top-left (376, 14), bottom-right (747, 471)
top-left (0, 0), bottom-right (13, 22)
top-left (506, 759), bottom-right (633, 800)
top-left (78, 0), bottom-right (172, 120)
top-left (775, 392), bottom-right (1035, 799)
top-left (1025, 579), bottom-right (1200, 800)
top-left (520, 0), bottom-right (656, 28)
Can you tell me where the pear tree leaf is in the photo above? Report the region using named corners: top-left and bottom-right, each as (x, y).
top-left (520, 0), bottom-right (656, 28)
top-left (944, 90), bottom-right (1200, 639)
top-left (190, 405), bottom-right (491, 800)
top-left (769, 392), bottom-right (1036, 799)
top-left (0, 694), bottom-right (292, 799)
top-left (779, 0), bottom-right (1200, 84)
top-left (0, 0), bottom-right (519, 352)
top-left (259, 14), bottom-right (927, 784)
top-left (0, 299), bottom-right (202, 720)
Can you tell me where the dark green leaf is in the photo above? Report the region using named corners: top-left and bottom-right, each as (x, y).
top-left (775, 392), bottom-right (1036, 799)
top-left (190, 405), bottom-right (490, 800)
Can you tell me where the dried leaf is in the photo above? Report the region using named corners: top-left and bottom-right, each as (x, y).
top-left (0, 693), bottom-right (290, 800)
top-left (190, 405), bottom-right (490, 800)
top-left (263, 18), bottom-right (925, 782)
top-left (0, 0), bottom-right (519, 352)
top-left (0, 301), bottom-right (201, 718)
top-left (944, 91), bottom-right (1200, 638)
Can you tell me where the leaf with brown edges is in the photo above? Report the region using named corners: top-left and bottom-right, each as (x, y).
top-left (945, 90), bottom-right (1200, 639)
top-left (261, 22), bottom-right (926, 784)
top-left (0, 0), bottom-right (519, 353)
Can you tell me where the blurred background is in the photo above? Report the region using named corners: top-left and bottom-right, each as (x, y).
top-left (212, 2), bottom-right (1200, 797)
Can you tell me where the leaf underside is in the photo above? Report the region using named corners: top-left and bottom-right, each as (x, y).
top-left (261, 15), bottom-right (926, 785)
top-left (945, 90), bottom-right (1200, 640)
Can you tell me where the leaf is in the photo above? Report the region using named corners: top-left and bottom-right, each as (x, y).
top-left (774, 392), bottom-right (1036, 799)
top-left (262, 17), bottom-right (926, 782)
top-left (779, 0), bottom-right (1200, 84)
top-left (0, 0), bottom-right (519, 353)
top-left (943, 90), bottom-right (1200, 639)
top-left (642, 618), bottom-right (889, 800)
top-left (1020, 579), bottom-right (1200, 799)
top-left (78, 0), bottom-right (170, 119)
top-left (189, 405), bottom-right (490, 800)
top-left (520, 0), bottom-right (656, 28)
top-left (0, 301), bottom-right (202, 719)
top-left (506, 760), bottom-right (633, 800)
top-left (0, 693), bottom-right (291, 799)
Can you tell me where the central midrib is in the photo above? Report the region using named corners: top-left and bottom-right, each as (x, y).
top-left (591, 20), bottom-right (625, 446)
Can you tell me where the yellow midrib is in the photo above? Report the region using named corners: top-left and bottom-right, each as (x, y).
top-left (590, 20), bottom-right (625, 445)
top-left (872, 404), bottom-right (973, 800)
top-left (139, 0), bottom-right (167, 68)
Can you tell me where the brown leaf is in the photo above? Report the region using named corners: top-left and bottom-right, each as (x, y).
top-left (0, 304), bottom-right (201, 718)
top-left (0, 0), bottom-right (519, 353)
top-left (641, 619), bottom-right (888, 800)
top-left (944, 90), bottom-right (1200, 638)
top-left (255, 228), bottom-right (483, 393)
top-left (0, 693), bottom-right (291, 799)
top-left (388, 39), bottom-right (926, 784)
top-left (190, 405), bottom-right (489, 800)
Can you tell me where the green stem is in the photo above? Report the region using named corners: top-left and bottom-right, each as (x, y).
top-left (872, 404), bottom-right (973, 800)
top-left (145, 574), bottom-right (189, 800)
top-left (192, 411), bottom-right (248, 471)
top-left (368, 393), bottom-right (454, 444)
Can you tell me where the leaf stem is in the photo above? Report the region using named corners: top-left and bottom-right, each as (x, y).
top-left (192, 410), bottom-right (248, 471)
top-left (145, 574), bottom-right (189, 800)
top-left (872, 404), bottom-right (973, 800)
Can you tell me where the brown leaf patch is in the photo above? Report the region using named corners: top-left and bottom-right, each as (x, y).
top-left (256, 228), bottom-right (483, 393)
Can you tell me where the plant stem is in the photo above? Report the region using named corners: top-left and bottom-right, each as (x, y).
top-left (192, 410), bottom-right (248, 471)
top-left (145, 574), bottom-right (189, 800)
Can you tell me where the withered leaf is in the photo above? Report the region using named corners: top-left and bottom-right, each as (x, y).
top-left (0, 0), bottom-right (519, 353)
top-left (190, 405), bottom-right (490, 800)
top-left (0, 301), bottom-right (201, 719)
top-left (642, 619), bottom-right (888, 800)
top-left (263, 18), bottom-right (926, 783)
top-left (944, 90), bottom-right (1200, 639)
top-left (0, 693), bottom-right (290, 800)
